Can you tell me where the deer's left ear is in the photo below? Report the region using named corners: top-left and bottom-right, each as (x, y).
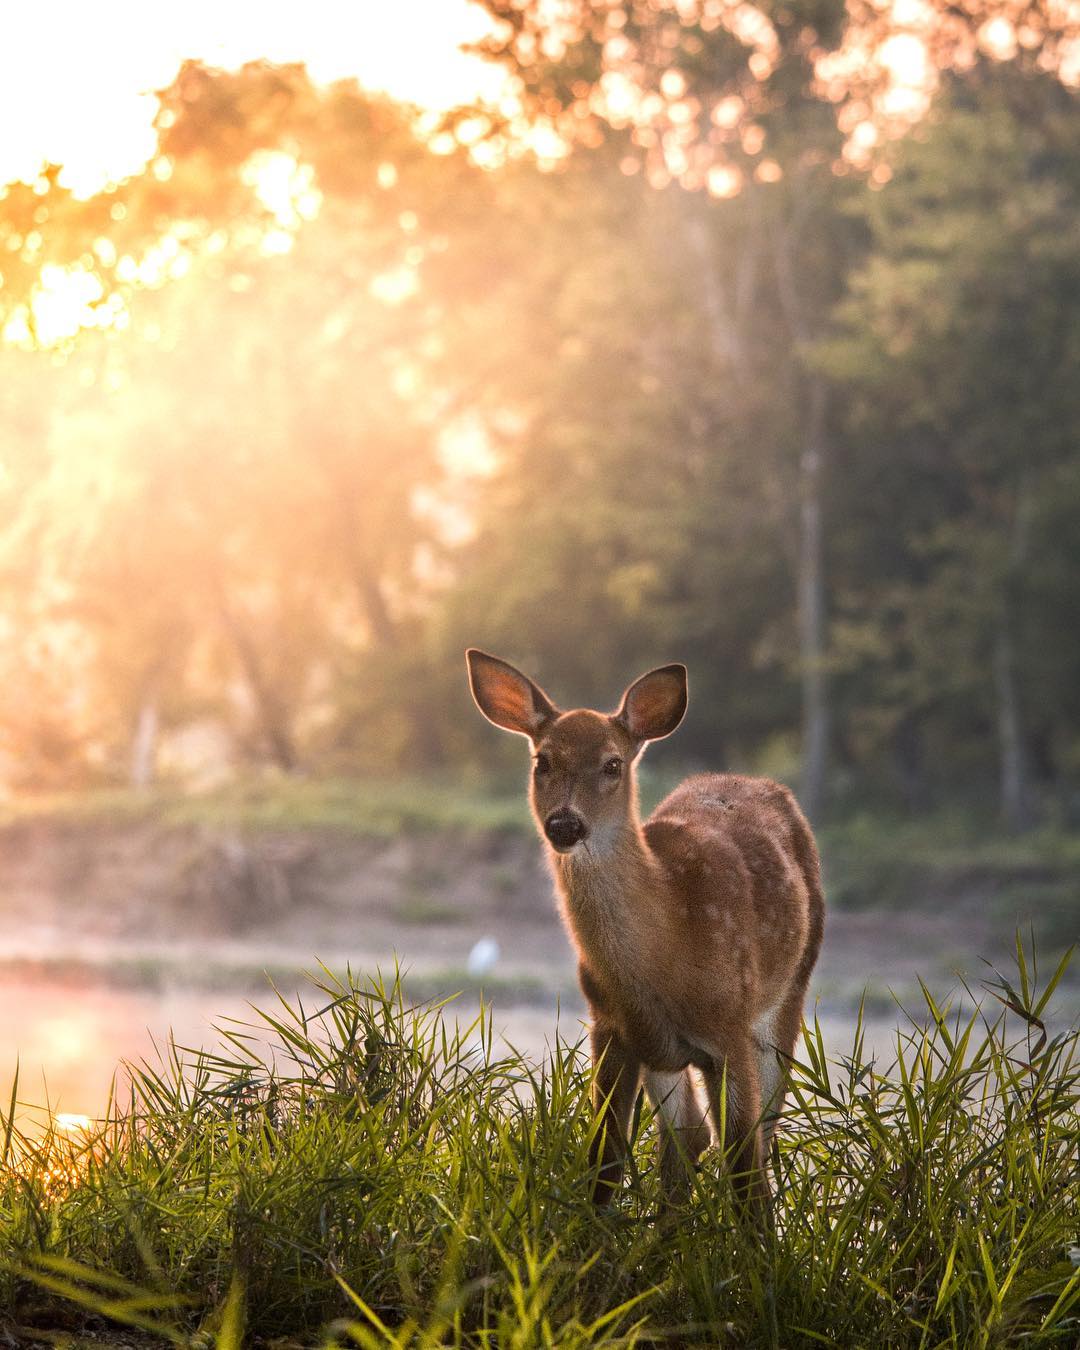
top-left (615, 664), bottom-right (687, 745)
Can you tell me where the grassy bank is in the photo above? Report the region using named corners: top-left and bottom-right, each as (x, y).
top-left (3, 779), bottom-right (1076, 949)
top-left (2, 945), bottom-right (1078, 1347)
top-left (0, 777), bottom-right (531, 839)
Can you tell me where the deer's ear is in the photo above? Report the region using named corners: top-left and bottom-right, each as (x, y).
top-left (466, 649), bottom-right (558, 740)
top-left (615, 664), bottom-right (687, 744)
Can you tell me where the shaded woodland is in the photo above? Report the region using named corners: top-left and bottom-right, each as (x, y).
top-left (2, 1), bottom-right (1080, 832)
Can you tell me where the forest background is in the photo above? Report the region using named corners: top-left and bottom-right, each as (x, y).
top-left (3, 0), bottom-right (1080, 839)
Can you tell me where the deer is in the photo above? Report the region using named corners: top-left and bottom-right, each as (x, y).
top-left (466, 649), bottom-right (825, 1209)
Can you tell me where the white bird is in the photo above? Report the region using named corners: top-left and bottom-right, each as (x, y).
top-left (467, 936), bottom-right (500, 977)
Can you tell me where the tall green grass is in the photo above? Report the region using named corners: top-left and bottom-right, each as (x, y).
top-left (2, 942), bottom-right (1078, 1347)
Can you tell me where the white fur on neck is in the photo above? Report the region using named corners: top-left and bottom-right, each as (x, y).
top-left (550, 825), bottom-right (658, 983)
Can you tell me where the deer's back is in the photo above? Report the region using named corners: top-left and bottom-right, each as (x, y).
top-left (644, 772), bottom-right (823, 1005)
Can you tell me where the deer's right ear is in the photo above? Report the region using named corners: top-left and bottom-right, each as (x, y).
top-left (466, 649), bottom-right (558, 740)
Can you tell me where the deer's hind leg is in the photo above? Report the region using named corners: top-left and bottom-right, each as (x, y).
top-left (753, 998), bottom-right (792, 1155)
top-left (644, 1068), bottom-right (710, 1203)
top-left (699, 1036), bottom-right (765, 1207)
top-left (757, 967), bottom-right (817, 1154)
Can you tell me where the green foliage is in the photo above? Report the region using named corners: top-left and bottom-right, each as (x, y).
top-left (2, 946), bottom-right (1078, 1346)
top-left (821, 70), bottom-right (1080, 824)
top-left (2, 45), bottom-right (1080, 827)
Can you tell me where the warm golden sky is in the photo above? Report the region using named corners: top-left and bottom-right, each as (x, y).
top-left (1, 0), bottom-right (504, 197)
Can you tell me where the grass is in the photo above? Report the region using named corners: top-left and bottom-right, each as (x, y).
top-left (2, 941), bottom-right (1078, 1348)
top-left (4, 774), bottom-right (1078, 868)
top-left (0, 776), bottom-right (531, 838)
top-left (4, 775), bottom-right (1078, 924)
top-left (818, 813), bottom-right (1080, 909)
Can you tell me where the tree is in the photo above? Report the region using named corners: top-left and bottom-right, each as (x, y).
top-left (0, 63), bottom-right (498, 780)
top-left (466, 0), bottom-right (1080, 819)
top-left (467, 0), bottom-right (867, 815)
top-left (822, 68), bottom-right (1080, 826)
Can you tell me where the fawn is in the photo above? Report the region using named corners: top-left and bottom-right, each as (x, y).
top-left (466, 650), bottom-right (825, 1207)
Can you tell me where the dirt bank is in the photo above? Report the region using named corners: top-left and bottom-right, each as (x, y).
top-left (0, 815), bottom-right (1074, 1007)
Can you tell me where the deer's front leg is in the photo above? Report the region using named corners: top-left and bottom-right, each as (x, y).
top-left (588, 1019), bottom-right (641, 1207)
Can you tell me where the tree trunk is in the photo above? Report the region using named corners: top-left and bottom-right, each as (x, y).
top-left (355, 566), bottom-right (397, 650)
top-left (129, 691), bottom-right (159, 790)
top-left (993, 474), bottom-right (1034, 830)
top-left (994, 620), bottom-right (1031, 831)
top-left (217, 599), bottom-right (299, 773)
top-left (682, 204), bottom-right (759, 377)
top-left (798, 376), bottom-right (829, 820)
top-left (891, 708), bottom-right (926, 815)
top-left (763, 181), bottom-right (830, 820)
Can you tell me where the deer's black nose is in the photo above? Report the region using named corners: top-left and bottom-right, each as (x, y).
top-left (544, 809), bottom-right (588, 851)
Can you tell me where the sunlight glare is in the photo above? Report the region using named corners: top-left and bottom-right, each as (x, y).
top-left (707, 163), bottom-right (743, 199)
top-left (54, 1112), bottom-right (93, 1135)
top-left (879, 32), bottom-right (932, 88)
top-left (39, 1014), bottom-right (91, 1066)
top-left (4, 263), bottom-right (129, 348)
top-left (439, 414), bottom-right (498, 478)
top-left (242, 150), bottom-right (324, 229)
top-left (978, 18), bottom-right (1018, 62)
top-left (370, 266), bottom-right (420, 306)
top-left (0, 1), bottom-right (506, 199)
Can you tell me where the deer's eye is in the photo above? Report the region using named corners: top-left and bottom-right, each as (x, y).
top-left (534, 753), bottom-right (551, 776)
top-left (602, 757), bottom-right (622, 779)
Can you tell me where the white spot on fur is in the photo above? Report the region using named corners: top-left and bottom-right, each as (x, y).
top-left (753, 1002), bottom-right (785, 1117)
top-left (752, 1003), bottom-right (780, 1048)
top-left (581, 822), bottom-right (620, 857)
top-left (646, 1071), bottom-right (710, 1143)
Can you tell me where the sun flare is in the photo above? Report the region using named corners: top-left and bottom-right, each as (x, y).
top-left (0, 1), bottom-right (505, 200)
top-left (54, 1111), bottom-right (94, 1134)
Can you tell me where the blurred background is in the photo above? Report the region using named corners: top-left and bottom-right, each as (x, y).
top-left (1, 0), bottom-right (1078, 1129)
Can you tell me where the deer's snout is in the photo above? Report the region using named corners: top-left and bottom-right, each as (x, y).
top-left (544, 809), bottom-right (588, 852)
